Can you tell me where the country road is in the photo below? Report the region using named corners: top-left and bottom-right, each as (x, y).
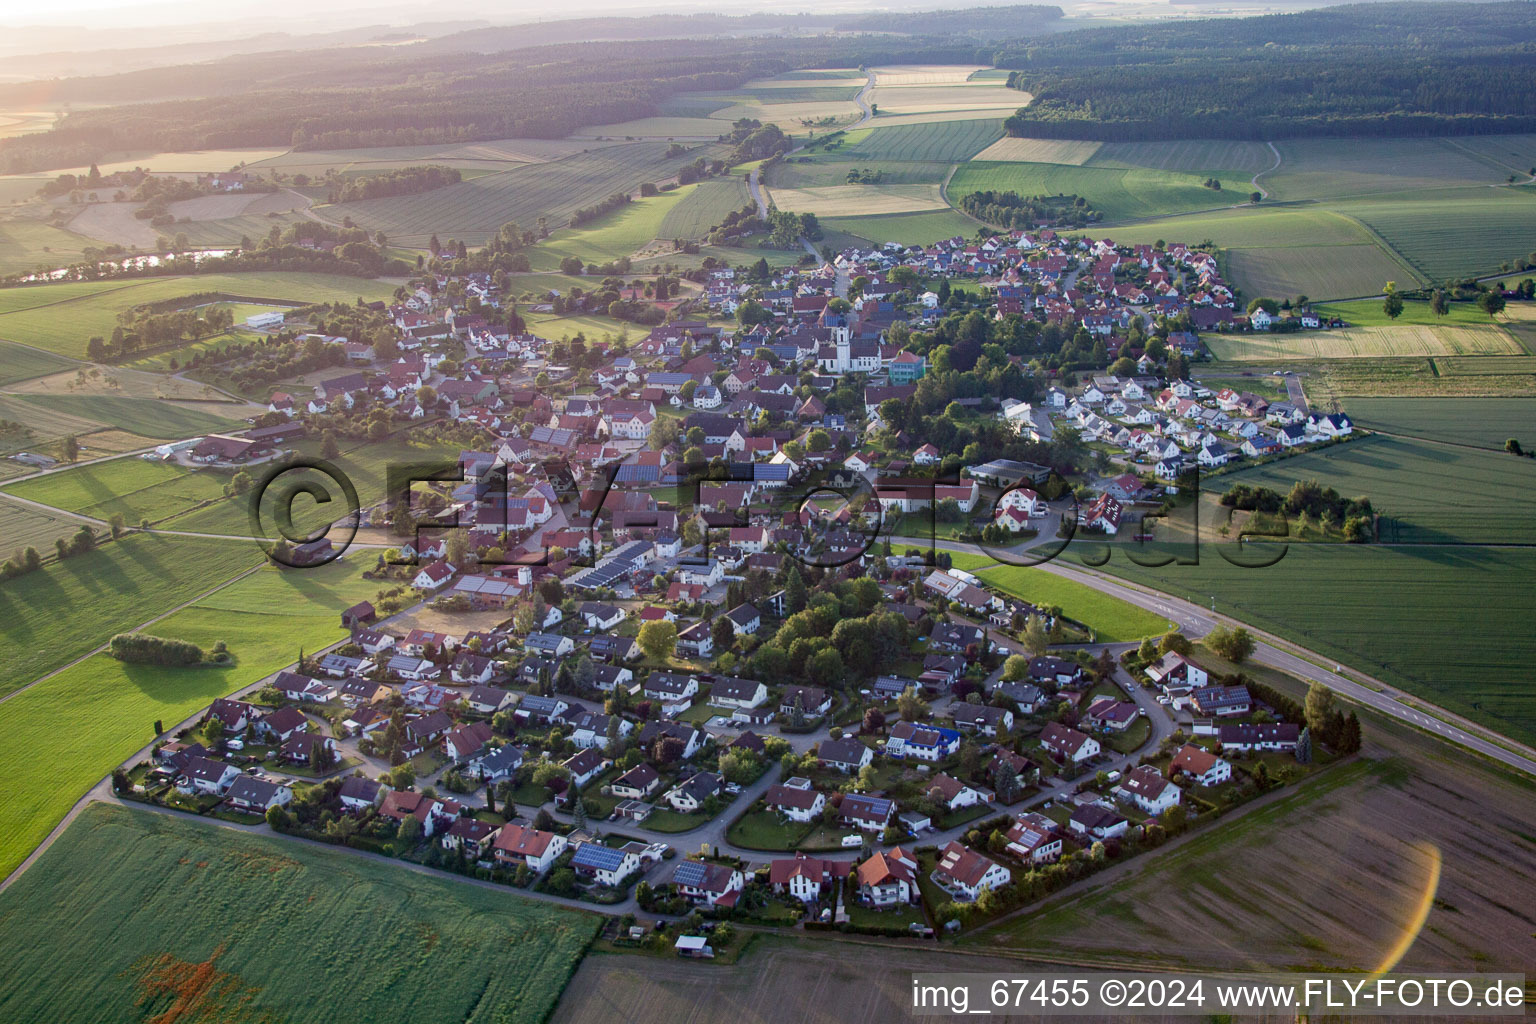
top-left (894, 534), bottom-right (1536, 779)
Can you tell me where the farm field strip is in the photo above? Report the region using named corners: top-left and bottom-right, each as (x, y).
top-left (1338, 397), bottom-right (1536, 450)
top-left (971, 137), bottom-right (1102, 165)
top-left (654, 178), bottom-right (752, 240)
top-left (0, 533), bottom-right (260, 698)
top-left (946, 161), bottom-right (1239, 223)
top-left (819, 208), bottom-right (979, 245)
top-left (1205, 323), bottom-right (1524, 361)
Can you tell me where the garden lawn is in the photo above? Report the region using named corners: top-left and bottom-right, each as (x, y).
top-left (0, 556), bottom-right (379, 880)
top-left (0, 803), bottom-right (598, 1024)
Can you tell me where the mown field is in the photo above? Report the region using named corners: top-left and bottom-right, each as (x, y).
top-left (1073, 543), bottom-right (1536, 747)
top-left (1309, 357), bottom-right (1536, 399)
top-left (1090, 138), bottom-right (1274, 175)
top-left (0, 272), bottom-right (396, 358)
top-left (1213, 432), bottom-right (1536, 544)
top-left (947, 161), bottom-right (1232, 223)
top-left (0, 804), bottom-right (599, 1024)
top-left (768, 183), bottom-right (949, 218)
top-left (321, 142), bottom-right (722, 248)
top-left (3, 456), bottom-right (232, 526)
top-left (1339, 397), bottom-right (1536, 450)
top-left (0, 554), bottom-right (377, 880)
top-left (1204, 324), bottom-right (1524, 361)
top-left (0, 393), bottom-right (109, 454)
top-left (839, 119), bottom-right (1003, 162)
top-left (976, 564), bottom-right (1173, 641)
top-left (966, 714), bottom-right (1536, 973)
top-left (0, 532), bottom-right (258, 696)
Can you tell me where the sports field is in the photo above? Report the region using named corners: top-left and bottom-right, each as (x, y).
top-left (0, 803), bottom-right (599, 1024)
top-left (1205, 324), bottom-right (1524, 361)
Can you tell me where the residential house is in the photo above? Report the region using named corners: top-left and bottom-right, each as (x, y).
top-left (1004, 812), bottom-right (1063, 863)
top-left (769, 853), bottom-right (852, 902)
top-left (855, 847), bottom-right (919, 906)
top-left (817, 736), bottom-right (873, 773)
top-left (1118, 764), bottom-right (1181, 815)
top-left (932, 841), bottom-right (1011, 901)
top-left (1039, 722), bottom-right (1100, 764)
top-left (1171, 744), bottom-right (1232, 787)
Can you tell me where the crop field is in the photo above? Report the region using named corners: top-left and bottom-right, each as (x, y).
top-left (155, 435), bottom-right (464, 537)
top-left (1338, 397), bottom-right (1536, 450)
top-left (1334, 190), bottom-right (1536, 283)
top-left (971, 136), bottom-right (1102, 165)
top-left (1077, 543), bottom-right (1536, 746)
top-left (654, 178), bottom-right (752, 239)
top-left (1316, 297), bottom-right (1514, 329)
top-left (863, 108), bottom-right (1028, 128)
top-left (530, 188), bottom-right (695, 267)
top-left (872, 65), bottom-right (989, 86)
top-left (765, 158), bottom-right (950, 189)
top-left (1220, 432), bottom-right (1535, 544)
top-left (0, 272), bottom-right (395, 358)
top-left (0, 533), bottom-right (257, 697)
top-left (819, 208), bottom-right (977, 245)
top-left (0, 804), bottom-right (599, 1024)
top-left (1227, 243), bottom-right (1418, 302)
top-left (946, 161), bottom-right (1225, 223)
top-left (328, 142), bottom-right (720, 247)
top-left (838, 119), bottom-right (1004, 162)
top-left (47, 148), bottom-right (289, 178)
top-left (710, 99), bottom-right (863, 129)
top-left (2, 456), bottom-right (231, 525)
top-left (1090, 138), bottom-right (1274, 174)
top-left (767, 183), bottom-right (948, 217)
top-left (0, 553), bottom-right (379, 880)
top-left (0, 497), bottom-right (77, 552)
top-left (1205, 323), bottom-right (1523, 361)
top-left (967, 725), bottom-right (1536, 973)
top-left (976, 564), bottom-right (1172, 641)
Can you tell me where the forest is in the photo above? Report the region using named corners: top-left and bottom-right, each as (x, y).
top-left (329, 165), bottom-right (463, 204)
top-left (957, 189), bottom-right (1099, 229)
top-left (997, 2), bottom-right (1536, 139)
